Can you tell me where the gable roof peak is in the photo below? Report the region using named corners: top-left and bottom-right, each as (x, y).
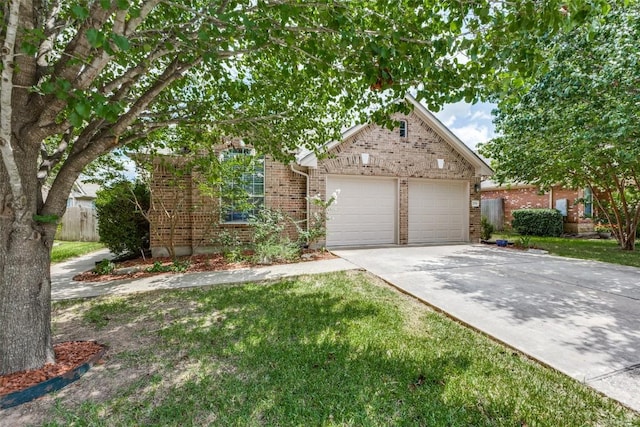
top-left (298, 93), bottom-right (493, 177)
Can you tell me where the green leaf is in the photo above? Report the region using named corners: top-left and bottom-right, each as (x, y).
top-left (33, 214), bottom-right (59, 224)
top-left (20, 42), bottom-right (38, 56)
top-left (116, 0), bottom-right (129, 10)
top-left (71, 5), bottom-right (89, 20)
top-left (111, 34), bottom-right (130, 51)
top-left (129, 6), bottom-right (141, 18)
top-left (40, 81), bottom-right (55, 94)
top-left (74, 102), bottom-right (91, 119)
top-left (86, 28), bottom-right (104, 48)
top-left (69, 111), bottom-right (83, 127)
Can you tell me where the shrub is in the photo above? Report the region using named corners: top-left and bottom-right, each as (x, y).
top-left (249, 208), bottom-right (301, 264)
top-left (512, 209), bottom-right (563, 237)
top-left (146, 259), bottom-right (190, 273)
top-left (295, 191), bottom-right (339, 248)
top-left (480, 216), bottom-right (494, 241)
top-left (253, 241), bottom-right (300, 264)
top-left (249, 208), bottom-right (287, 245)
top-left (212, 230), bottom-right (246, 262)
top-left (94, 259), bottom-right (115, 275)
top-left (96, 180), bottom-right (150, 256)
top-left (515, 235), bottom-right (532, 249)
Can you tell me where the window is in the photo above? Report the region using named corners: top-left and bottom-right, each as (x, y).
top-left (399, 120), bottom-right (408, 138)
top-left (584, 187), bottom-right (593, 217)
top-left (220, 148), bottom-right (264, 223)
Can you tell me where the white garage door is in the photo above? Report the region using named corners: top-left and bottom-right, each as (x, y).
top-left (326, 176), bottom-right (397, 246)
top-left (408, 180), bottom-right (468, 244)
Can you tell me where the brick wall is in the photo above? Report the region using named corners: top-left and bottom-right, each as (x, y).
top-left (149, 158), bottom-right (193, 255)
top-left (481, 185), bottom-right (593, 233)
top-left (150, 154), bottom-right (305, 257)
top-left (308, 111), bottom-right (482, 245)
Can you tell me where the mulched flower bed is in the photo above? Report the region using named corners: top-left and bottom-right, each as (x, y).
top-left (0, 341), bottom-right (105, 397)
top-left (73, 251), bottom-right (336, 282)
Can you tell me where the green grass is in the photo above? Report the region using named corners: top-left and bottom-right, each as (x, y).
top-left (51, 241), bottom-right (104, 263)
top-left (43, 272), bottom-right (638, 426)
top-left (494, 233), bottom-right (640, 268)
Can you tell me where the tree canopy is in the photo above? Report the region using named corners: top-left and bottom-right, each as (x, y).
top-left (1, 0), bottom-right (610, 375)
top-left (479, 3), bottom-right (640, 250)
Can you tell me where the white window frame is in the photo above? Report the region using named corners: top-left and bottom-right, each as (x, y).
top-left (399, 119), bottom-right (408, 138)
top-left (220, 149), bottom-right (265, 224)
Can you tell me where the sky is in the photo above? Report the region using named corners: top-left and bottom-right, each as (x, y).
top-left (433, 101), bottom-right (497, 151)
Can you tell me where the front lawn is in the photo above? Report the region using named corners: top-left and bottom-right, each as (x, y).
top-left (51, 241), bottom-right (104, 263)
top-left (18, 272), bottom-right (636, 426)
top-left (495, 234), bottom-right (640, 268)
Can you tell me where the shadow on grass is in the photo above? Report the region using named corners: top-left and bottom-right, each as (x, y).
top-left (142, 279), bottom-right (476, 425)
top-left (43, 273), bottom-right (635, 426)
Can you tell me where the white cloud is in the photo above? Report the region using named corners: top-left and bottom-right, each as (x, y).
top-left (434, 101), bottom-right (496, 149)
top-left (449, 124), bottom-right (493, 150)
top-left (120, 156), bottom-right (138, 180)
top-left (470, 109), bottom-right (493, 121)
top-left (434, 101), bottom-right (472, 127)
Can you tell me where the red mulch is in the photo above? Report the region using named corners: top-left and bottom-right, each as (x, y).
top-left (73, 251), bottom-right (336, 282)
top-left (0, 341), bottom-right (105, 397)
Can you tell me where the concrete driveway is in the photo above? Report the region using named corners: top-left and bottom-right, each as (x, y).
top-left (333, 244), bottom-right (640, 412)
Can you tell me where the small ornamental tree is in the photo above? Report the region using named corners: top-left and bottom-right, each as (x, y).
top-left (480, 4), bottom-right (640, 250)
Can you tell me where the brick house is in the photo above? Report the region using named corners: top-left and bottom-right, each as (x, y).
top-left (149, 94), bottom-right (493, 257)
top-left (481, 181), bottom-right (594, 233)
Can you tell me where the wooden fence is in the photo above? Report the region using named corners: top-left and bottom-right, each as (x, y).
top-left (481, 198), bottom-right (505, 231)
top-left (56, 206), bottom-right (100, 242)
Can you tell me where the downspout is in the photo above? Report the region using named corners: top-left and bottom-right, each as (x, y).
top-left (290, 163), bottom-right (310, 233)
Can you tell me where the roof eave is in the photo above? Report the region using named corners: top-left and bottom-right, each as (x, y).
top-left (403, 94), bottom-right (493, 178)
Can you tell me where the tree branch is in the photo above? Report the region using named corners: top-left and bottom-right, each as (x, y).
top-left (44, 57), bottom-right (202, 209)
top-left (37, 131), bottom-right (73, 182)
top-left (33, 0), bottom-right (163, 143)
top-left (108, 58), bottom-right (202, 137)
top-left (0, 0), bottom-right (26, 206)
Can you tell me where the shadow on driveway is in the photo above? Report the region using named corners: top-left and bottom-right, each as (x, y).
top-left (333, 244), bottom-right (640, 412)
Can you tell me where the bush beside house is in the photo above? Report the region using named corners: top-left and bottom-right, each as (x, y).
top-left (96, 181), bottom-right (150, 256)
top-left (512, 209), bottom-right (564, 237)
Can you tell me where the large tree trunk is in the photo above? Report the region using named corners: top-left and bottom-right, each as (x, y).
top-left (0, 221), bottom-right (55, 375)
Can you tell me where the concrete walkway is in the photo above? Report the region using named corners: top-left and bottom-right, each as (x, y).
top-left (51, 250), bottom-right (359, 300)
top-left (51, 248), bottom-right (113, 288)
top-left (333, 244), bottom-right (640, 413)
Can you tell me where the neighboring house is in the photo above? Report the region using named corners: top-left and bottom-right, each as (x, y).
top-left (66, 181), bottom-right (100, 209)
top-left (42, 179), bottom-right (101, 241)
top-left (481, 181), bottom-right (594, 233)
top-left (42, 179), bottom-right (100, 208)
top-left (149, 94), bottom-right (493, 257)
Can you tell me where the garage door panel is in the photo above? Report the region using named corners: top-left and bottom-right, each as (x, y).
top-left (409, 180), bottom-right (468, 244)
top-left (326, 177), bottom-right (396, 246)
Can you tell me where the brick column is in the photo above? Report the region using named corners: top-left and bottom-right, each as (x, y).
top-left (399, 177), bottom-right (408, 244)
top-left (469, 177), bottom-right (481, 243)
